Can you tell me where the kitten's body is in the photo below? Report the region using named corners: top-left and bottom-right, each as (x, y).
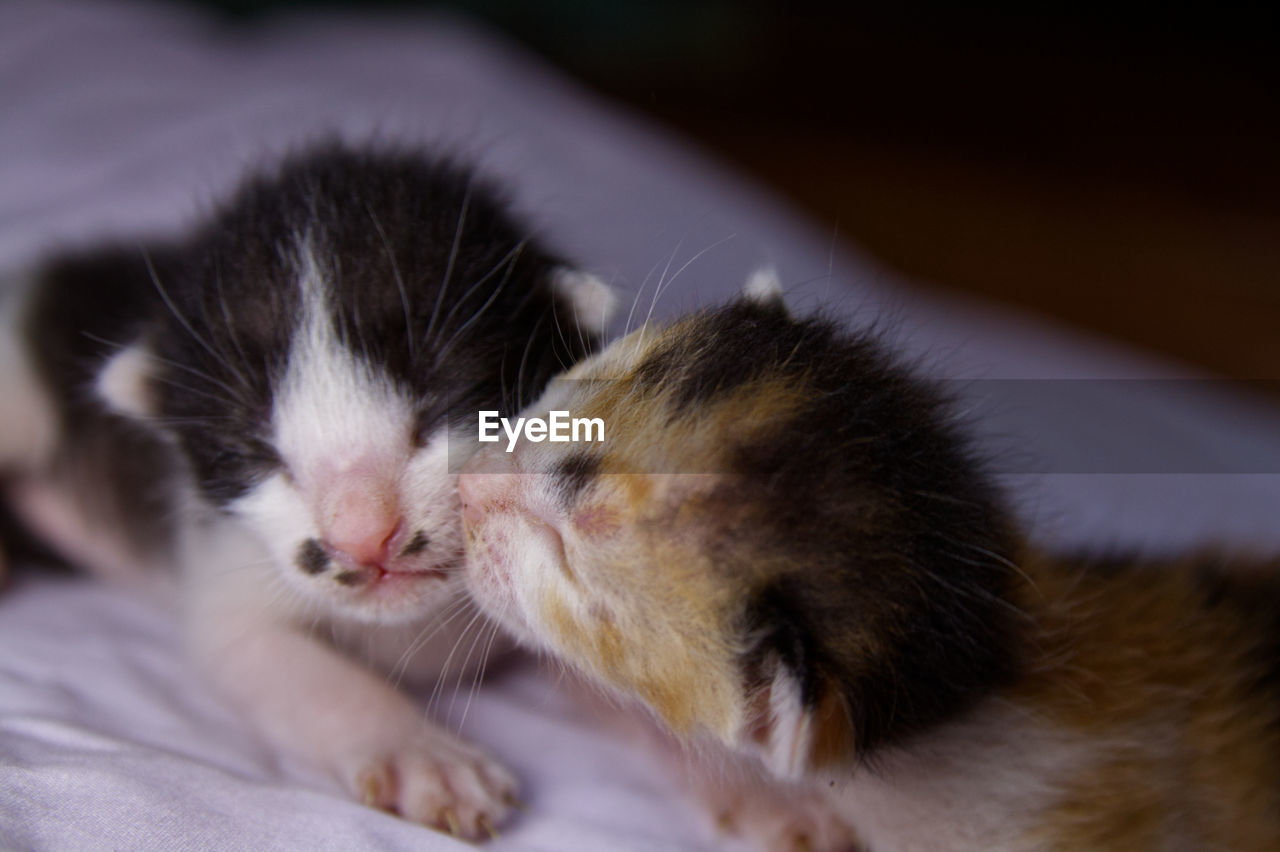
top-left (0, 143), bottom-right (611, 837)
top-left (831, 550), bottom-right (1280, 850)
top-left (460, 286), bottom-right (1280, 850)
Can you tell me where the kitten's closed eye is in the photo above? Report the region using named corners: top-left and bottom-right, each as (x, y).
top-left (554, 453), bottom-right (600, 507)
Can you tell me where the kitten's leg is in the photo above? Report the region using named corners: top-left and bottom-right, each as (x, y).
top-left (574, 681), bottom-right (861, 852)
top-left (183, 524), bottom-right (517, 840)
top-left (689, 761), bottom-right (864, 852)
top-left (193, 617), bottom-right (517, 837)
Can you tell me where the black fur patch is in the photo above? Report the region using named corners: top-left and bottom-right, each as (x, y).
top-left (1188, 556), bottom-right (1280, 714)
top-left (295, 538), bottom-right (329, 575)
top-left (660, 300), bottom-right (1024, 759)
top-left (22, 247), bottom-right (184, 561)
top-left (554, 452), bottom-right (600, 508)
top-left (399, 530), bottom-right (430, 557)
top-left (633, 298), bottom-right (792, 415)
top-left (333, 570), bottom-right (367, 587)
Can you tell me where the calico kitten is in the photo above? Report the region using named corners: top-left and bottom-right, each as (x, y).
top-left (0, 143), bottom-right (613, 839)
top-left (460, 280), bottom-right (1280, 850)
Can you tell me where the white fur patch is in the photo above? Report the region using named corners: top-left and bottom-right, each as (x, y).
top-left (273, 241), bottom-right (415, 493)
top-left (552, 267), bottom-right (617, 335)
top-left (757, 665), bottom-right (815, 780)
top-left (228, 240), bottom-right (464, 623)
top-left (230, 472), bottom-right (314, 573)
top-left (833, 701), bottom-right (1094, 851)
top-left (396, 425), bottom-right (461, 542)
top-left (96, 341), bottom-right (156, 418)
top-left (742, 266), bottom-right (784, 305)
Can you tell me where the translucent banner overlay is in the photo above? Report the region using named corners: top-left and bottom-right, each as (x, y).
top-left (445, 379), bottom-right (1280, 474)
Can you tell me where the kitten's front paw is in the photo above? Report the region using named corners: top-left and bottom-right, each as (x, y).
top-left (353, 734), bottom-right (519, 841)
top-left (705, 779), bottom-right (863, 852)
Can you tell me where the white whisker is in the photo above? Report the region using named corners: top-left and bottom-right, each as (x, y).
top-left (141, 248), bottom-right (250, 390)
top-left (643, 233), bottom-right (735, 337)
top-left (434, 240), bottom-right (527, 366)
top-left (458, 620), bottom-right (503, 731)
top-left (426, 606), bottom-right (487, 715)
top-left (424, 185), bottom-right (473, 347)
top-left (366, 203), bottom-right (414, 363)
top-left (447, 611), bottom-right (495, 724)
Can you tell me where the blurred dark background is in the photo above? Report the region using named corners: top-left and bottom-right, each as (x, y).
top-left (186, 1), bottom-right (1280, 382)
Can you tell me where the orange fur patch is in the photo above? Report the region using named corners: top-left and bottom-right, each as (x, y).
top-left (1009, 550), bottom-right (1280, 849)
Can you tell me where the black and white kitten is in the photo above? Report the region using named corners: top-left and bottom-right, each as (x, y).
top-left (0, 143), bottom-right (614, 838)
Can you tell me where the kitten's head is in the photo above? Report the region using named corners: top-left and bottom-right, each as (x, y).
top-left (461, 281), bottom-right (1019, 777)
top-left (97, 144), bottom-right (613, 623)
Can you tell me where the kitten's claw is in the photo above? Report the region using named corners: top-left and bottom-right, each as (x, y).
top-left (350, 735), bottom-right (519, 842)
top-left (701, 778), bottom-right (862, 852)
top-left (357, 761), bottom-right (394, 809)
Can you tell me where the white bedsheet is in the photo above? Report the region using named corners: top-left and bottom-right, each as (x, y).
top-left (3, 2), bottom-right (1280, 850)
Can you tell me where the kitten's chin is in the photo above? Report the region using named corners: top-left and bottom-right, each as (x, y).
top-left (462, 557), bottom-right (522, 635)
top-left (320, 567), bottom-right (460, 625)
top-left (460, 546), bottom-right (544, 648)
top-left (461, 500), bottom-right (569, 632)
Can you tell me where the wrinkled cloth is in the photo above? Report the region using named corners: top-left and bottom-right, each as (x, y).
top-left (3, 2), bottom-right (1280, 850)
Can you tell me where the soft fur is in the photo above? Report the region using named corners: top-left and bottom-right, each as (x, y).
top-left (461, 285), bottom-right (1280, 850)
top-left (0, 143), bottom-right (612, 839)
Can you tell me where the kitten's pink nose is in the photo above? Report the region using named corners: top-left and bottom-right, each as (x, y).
top-left (322, 484), bottom-right (403, 568)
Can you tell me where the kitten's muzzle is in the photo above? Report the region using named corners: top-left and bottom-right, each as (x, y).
top-left (458, 469), bottom-right (566, 562)
top-left (458, 472), bottom-right (496, 529)
top-left (457, 449), bottom-right (518, 528)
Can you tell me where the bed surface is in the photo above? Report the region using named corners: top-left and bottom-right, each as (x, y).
top-left (3, 2), bottom-right (1280, 849)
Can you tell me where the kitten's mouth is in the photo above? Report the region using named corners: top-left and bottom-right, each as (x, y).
top-left (331, 559), bottom-right (453, 591)
top-left (379, 563), bottom-right (447, 581)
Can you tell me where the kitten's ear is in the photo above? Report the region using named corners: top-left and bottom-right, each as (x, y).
top-left (553, 268), bottom-right (618, 336)
top-left (746, 662), bottom-right (853, 779)
top-left (97, 340), bottom-right (158, 418)
top-left (741, 266), bottom-right (789, 313)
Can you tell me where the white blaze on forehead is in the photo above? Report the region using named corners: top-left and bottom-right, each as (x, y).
top-left (273, 241), bottom-right (415, 487)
